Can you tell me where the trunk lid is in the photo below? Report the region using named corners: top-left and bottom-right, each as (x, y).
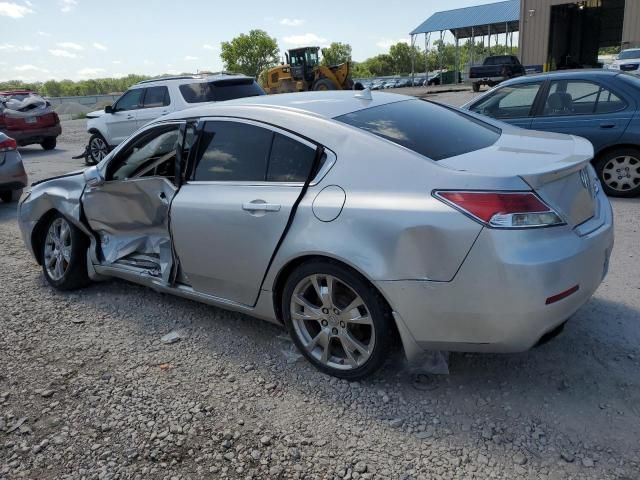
top-left (439, 128), bottom-right (597, 227)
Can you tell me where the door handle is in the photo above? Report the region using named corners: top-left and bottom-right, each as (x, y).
top-left (600, 123), bottom-right (616, 129)
top-left (126, 115), bottom-right (134, 120)
top-left (242, 201), bottom-right (281, 212)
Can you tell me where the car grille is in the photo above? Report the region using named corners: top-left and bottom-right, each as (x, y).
top-left (620, 64), bottom-right (639, 71)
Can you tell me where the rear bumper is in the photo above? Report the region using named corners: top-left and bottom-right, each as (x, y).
top-left (0, 158), bottom-right (28, 191)
top-left (1, 125), bottom-right (62, 145)
top-left (378, 190), bottom-right (614, 355)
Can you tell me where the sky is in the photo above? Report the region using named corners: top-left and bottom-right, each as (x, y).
top-left (0, 0), bottom-right (502, 82)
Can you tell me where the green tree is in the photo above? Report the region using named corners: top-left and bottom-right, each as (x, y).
top-left (220, 29), bottom-right (279, 78)
top-left (364, 54), bottom-right (395, 77)
top-left (388, 42), bottom-right (422, 75)
top-left (321, 42), bottom-right (352, 66)
top-left (351, 62), bottom-right (373, 78)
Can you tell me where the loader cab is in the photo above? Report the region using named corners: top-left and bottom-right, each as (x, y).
top-left (287, 47), bottom-right (320, 83)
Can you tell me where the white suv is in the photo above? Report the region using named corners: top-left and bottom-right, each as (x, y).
top-left (85, 73), bottom-right (264, 164)
top-left (608, 48), bottom-right (640, 75)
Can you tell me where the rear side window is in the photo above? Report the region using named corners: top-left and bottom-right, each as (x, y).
top-left (336, 100), bottom-right (501, 161)
top-left (143, 86), bottom-right (170, 108)
top-left (180, 79), bottom-right (265, 103)
top-left (267, 134), bottom-right (316, 182)
top-left (192, 121), bottom-right (272, 181)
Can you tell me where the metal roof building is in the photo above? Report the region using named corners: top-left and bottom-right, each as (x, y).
top-left (411, 0), bottom-right (521, 38)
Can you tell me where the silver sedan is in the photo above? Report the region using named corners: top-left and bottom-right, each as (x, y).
top-left (18, 91), bottom-right (614, 379)
top-left (0, 132), bottom-right (28, 203)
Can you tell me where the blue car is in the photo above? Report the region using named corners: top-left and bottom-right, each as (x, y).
top-left (465, 70), bottom-right (640, 197)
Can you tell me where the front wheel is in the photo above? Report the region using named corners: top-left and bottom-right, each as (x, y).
top-left (595, 147), bottom-right (640, 197)
top-left (88, 133), bottom-right (109, 165)
top-left (313, 79), bottom-right (337, 91)
top-left (472, 82), bottom-right (481, 93)
top-left (0, 189), bottom-right (22, 203)
top-left (282, 260), bottom-right (394, 380)
top-left (41, 213), bottom-right (91, 290)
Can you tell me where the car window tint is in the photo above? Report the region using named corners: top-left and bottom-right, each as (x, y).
top-left (110, 127), bottom-right (180, 181)
top-left (267, 134), bottom-right (316, 182)
top-left (470, 83), bottom-right (541, 119)
top-left (143, 86), bottom-right (170, 108)
top-left (595, 87), bottom-right (626, 114)
top-left (337, 100), bottom-right (500, 161)
top-left (192, 121), bottom-right (272, 181)
top-left (115, 89), bottom-right (143, 111)
top-left (179, 79), bottom-right (264, 103)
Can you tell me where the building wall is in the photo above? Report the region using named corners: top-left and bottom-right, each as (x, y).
top-left (520, 0), bottom-right (640, 67)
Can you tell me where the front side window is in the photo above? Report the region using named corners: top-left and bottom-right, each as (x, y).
top-left (470, 83), bottom-right (542, 119)
top-left (143, 86), bottom-right (170, 108)
top-left (114, 89), bottom-right (143, 111)
top-left (337, 100), bottom-right (501, 161)
top-left (179, 79), bottom-right (264, 103)
top-left (192, 121), bottom-right (272, 182)
top-left (542, 80), bottom-right (627, 116)
top-left (109, 126), bottom-right (180, 181)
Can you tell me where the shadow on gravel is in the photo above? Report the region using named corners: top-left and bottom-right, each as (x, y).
top-left (0, 202), bottom-right (18, 224)
top-left (18, 146), bottom-right (71, 158)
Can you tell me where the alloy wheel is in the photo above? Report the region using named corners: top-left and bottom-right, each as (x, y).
top-left (90, 136), bottom-right (108, 163)
top-left (290, 274), bottom-right (375, 371)
top-left (44, 217), bottom-right (72, 281)
top-left (602, 155), bottom-right (640, 192)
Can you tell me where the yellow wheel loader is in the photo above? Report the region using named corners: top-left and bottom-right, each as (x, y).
top-left (262, 47), bottom-right (354, 94)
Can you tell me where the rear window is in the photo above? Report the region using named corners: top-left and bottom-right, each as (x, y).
top-left (336, 100), bottom-right (500, 161)
top-left (619, 73), bottom-right (640, 89)
top-left (179, 79), bottom-right (265, 103)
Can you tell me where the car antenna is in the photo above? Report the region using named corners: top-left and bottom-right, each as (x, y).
top-left (354, 87), bottom-right (372, 101)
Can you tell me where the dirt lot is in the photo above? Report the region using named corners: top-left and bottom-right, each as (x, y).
top-left (1, 92), bottom-right (639, 480)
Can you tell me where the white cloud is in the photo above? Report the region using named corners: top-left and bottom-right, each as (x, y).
top-left (376, 38), bottom-right (410, 50)
top-left (283, 33), bottom-right (327, 47)
top-left (280, 18), bottom-right (304, 27)
top-left (166, 69), bottom-right (181, 75)
top-left (202, 44), bottom-right (216, 51)
top-left (37, 31), bottom-right (51, 37)
top-left (92, 42), bottom-right (107, 51)
top-left (77, 67), bottom-right (105, 77)
top-left (49, 49), bottom-right (77, 58)
top-left (112, 60), bottom-right (121, 64)
top-left (59, 0), bottom-right (77, 12)
top-left (14, 64), bottom-right (48, 72)
top-left (184, 55), bottom-right (198, 61)
top-left (57, 41), bottom-right (83, 51)
top-left (0, 2), bottom-right (34, 18)
top-left (111, 72), bottom-right (126, 78)
top-left (143, 59), bottom-right (154, 65)
top-left (0, 43), bottom-right (39, 52)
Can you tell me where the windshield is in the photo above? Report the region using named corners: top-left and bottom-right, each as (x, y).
top-left (336, 99), bottom-right (501, 161)
top-left (179, 79), bottom-right (265, 103)
top-left (619, 50), bottom-right (640, 60)
top-left (306, 49), bottom-right (319, 66)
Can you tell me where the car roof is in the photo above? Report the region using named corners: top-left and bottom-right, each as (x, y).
top-left (503, 69), bottom-right (622, 85)
top-left (621, 48), bottom-right (640, 52)
top-left (163, 90), bottom-right (414, 121)
top-left (131, 73), bottom-right (253, 89)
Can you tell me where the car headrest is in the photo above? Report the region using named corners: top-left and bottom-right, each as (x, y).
top-left (547, 92), bottom-right (573, 112)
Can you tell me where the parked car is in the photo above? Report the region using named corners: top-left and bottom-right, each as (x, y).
top-left (608, 48), bottom-right (640, 75)
top-left (0, 91), bottom-right (61, 150)
top-left (0, 132), bottom-right (28, 203)
top-left (19, 91), bottom-right (613, 379)
top-left (85, 73), bottom-right (265, 164)
top-left (469, 55), bottom-right (526, 92)
top-left (464, 70), bottom-right (640, 197)
top-left (370, 81), bottom-right (385, 90)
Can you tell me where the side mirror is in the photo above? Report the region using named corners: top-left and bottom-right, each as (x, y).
top-left (105, 105), bottom-right (114, 114)
top-left (84, 165), bottom-right (105, 187)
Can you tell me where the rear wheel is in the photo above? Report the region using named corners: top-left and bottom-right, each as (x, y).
top-left (0, 189), bottom-right (22, 203)
top-left (41, 137), bottom-right (56, 150)
top-left (472, 82), bottom-right (481, 93)
top-left (282, 260), bottom-right (394, 380)
top-left (595, 147), bottom-right (640, 198)
top-left (313, 79), bottom-right (337, 91)
top-left (88, 133), bottom-right (109, 165)
top-left (41, 213), bottom-right (91, 290)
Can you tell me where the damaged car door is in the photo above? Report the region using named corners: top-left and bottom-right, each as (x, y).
top-left (81, 122), bottom-right (184, 282)
top-left (171, 119), bottom-right (320, 306)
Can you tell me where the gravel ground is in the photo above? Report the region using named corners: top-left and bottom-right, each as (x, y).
top-left (1, 93), bottom-right (639, 480)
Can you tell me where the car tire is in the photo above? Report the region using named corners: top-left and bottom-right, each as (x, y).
top-left (594, 147), bottom-right (640, 198)
top-left (282, 260), bottom-right (394, 380)
top-left (41, 137), bottom-right (57, 150)
top-left (0, 189), bottom-right (22, 203)
top-left (472, 82), bottom-right (481, 93)
top-left (88, 133), bottom-right (109, 165)
top-left (313, 79), bottom-right (337, 91)
top-left (40, 213), bottom-right (91, 291)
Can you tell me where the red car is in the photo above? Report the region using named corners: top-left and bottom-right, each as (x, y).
top-left (0, 90), bottom-right (61, 150)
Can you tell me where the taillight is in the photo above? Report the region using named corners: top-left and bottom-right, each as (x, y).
top-left (434, 191), bottom-right (565, 228)
top-left (0, 136), bottom-right (17, 152)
